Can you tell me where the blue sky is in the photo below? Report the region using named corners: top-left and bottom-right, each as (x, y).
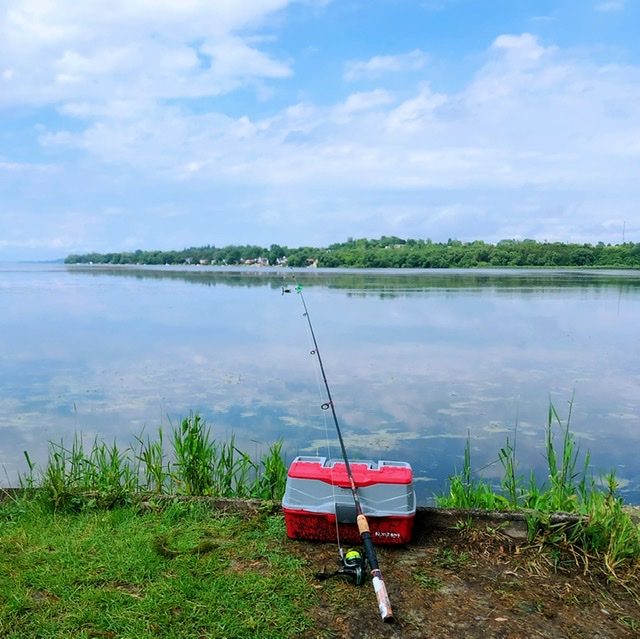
top-left (1, 0), bottom-right (639, 261)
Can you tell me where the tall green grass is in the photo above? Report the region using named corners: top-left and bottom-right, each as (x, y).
top-left (437, 397), bottom-right (599, 512)
top-left (19, 413), bottom-right (287, 511)
top-left (437, 398), bottom-right (640, 582)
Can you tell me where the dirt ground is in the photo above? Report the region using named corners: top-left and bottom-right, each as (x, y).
top-left (292, 520), bottom-right (639, 639)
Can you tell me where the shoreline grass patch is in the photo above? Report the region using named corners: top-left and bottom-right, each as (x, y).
top-left (0, 500), bottom-right (315, 639)
top-left (437, 398), bottom-right (640, 588)
top-left (18, 413), bottom-right (287, 512)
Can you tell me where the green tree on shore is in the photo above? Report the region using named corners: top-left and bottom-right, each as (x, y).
top-left (64, 238), bottom-right (640, 269)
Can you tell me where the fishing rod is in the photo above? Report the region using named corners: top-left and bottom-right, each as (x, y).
top-left (287, 284), bottom-right (395, 624)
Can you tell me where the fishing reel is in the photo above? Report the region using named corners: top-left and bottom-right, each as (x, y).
top-left (315, 548), bottom-right (367, 587)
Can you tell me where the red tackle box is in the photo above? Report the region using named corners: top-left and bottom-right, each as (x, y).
top-left (282, 456), bottom-right (416, 545)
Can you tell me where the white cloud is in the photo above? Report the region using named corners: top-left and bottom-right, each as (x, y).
top-left (344, 50), bottom-right (429, 81)
top-left (200, 36), bottom-right (291, 78)
top-left (594, 1), bottom-right (625, 11)
top-left (386, 85), bottom-right (448, 132)
top-left (0, 0), bottom-right (297, 107)
top-left (35, 32), bottom-right (640, 202)
top-left (337, 89), bottom-right (395, 114)
top-left (0, 158), bottom-right (56, 173)
top-left (490, 33), bottom-right (548, 63)
top-left (1, 160), bottom-right (28, 171)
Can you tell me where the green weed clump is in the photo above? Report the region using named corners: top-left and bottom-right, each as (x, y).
top-left (437, 398), bottom-right (640, 585)
top-left (19, 413), bottom-right (287, 512)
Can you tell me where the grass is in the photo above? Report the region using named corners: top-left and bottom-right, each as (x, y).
top-left (413, 572), bottom-right (443, 592)
top-left (0, 499), bottom-right (315, 638)
top-left (18, 413), bottom-right (288, 512)
top-left (432, 547), bottom-right (471, 571)
top-left (436, 398), bottom-right (640, 587)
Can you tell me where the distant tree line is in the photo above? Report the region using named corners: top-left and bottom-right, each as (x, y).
top-left (65, 236), bottom-right (640, 269)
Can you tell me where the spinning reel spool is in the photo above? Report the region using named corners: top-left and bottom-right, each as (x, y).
top-left (315, 548), bottom-right (367, 587)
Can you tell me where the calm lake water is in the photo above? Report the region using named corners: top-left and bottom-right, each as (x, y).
top-left (1, 264), bottom-right (639, 505)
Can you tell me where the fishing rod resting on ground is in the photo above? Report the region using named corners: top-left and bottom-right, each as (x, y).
top-left (285, 284), bottom-right (395, 624)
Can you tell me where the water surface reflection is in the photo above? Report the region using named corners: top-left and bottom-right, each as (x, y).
top-left (1, 265), bottom-right (638, 504)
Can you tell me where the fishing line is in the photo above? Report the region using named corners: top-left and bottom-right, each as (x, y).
top-left (285, 282), bottom-right (395, 623)
top-left (303, 307), bottom-right (343, 549)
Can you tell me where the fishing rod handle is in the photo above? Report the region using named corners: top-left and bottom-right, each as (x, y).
top-left (372, 568), bottom-right (394, 623)
top-left (357, 515), bottom-right (395, 623)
